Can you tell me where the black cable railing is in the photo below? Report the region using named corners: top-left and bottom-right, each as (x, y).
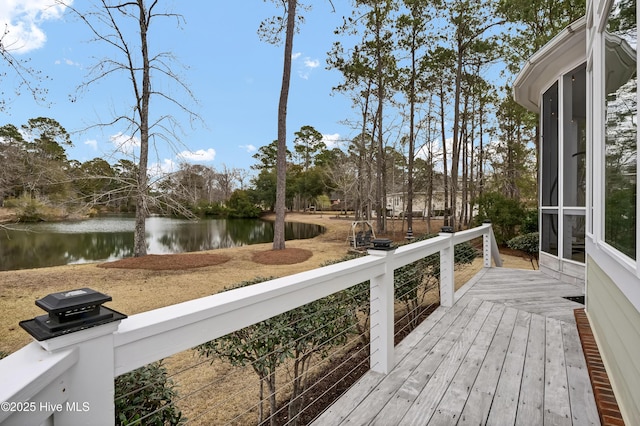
top-left (113, 234), bottom-right (487, 425)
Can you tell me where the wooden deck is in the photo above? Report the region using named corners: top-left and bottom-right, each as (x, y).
top-left (312, 268), bottom-right (600, 426)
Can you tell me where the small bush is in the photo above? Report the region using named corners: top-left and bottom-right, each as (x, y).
top-left (507, 232), bottom-right (539, 269)
top-left (114, 360), bottom-right (184, 425)
top-left (3, 195), bottom-right (66, 222)
top-left (521, 209), bottom-right (538, 234)
top-left (475, 192), bottom-right (525, 244)
top-left (227, 190), bottom-right (261, 218)
top-left (202, 202), bottom-right (228, 217)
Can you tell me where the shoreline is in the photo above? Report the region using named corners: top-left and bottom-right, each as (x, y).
top-left (0, 212), bottom-right (358, 354)
top-left (0, 212), bottom-right (533, 354)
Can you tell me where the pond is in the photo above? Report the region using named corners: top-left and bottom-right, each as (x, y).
top-left (0, 216), bottom-right (325, 271)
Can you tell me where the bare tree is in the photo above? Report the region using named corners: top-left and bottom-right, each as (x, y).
top-left (216, 163), bottom-right (237, 202)
top-left (0, 25), bottom-right (49, 111)
top-left (234, 168), bottom-right (251, 190)
top-left (63, 0), bottom-right (199, 256)
top-left (324, 151), bottom-right (357, 215)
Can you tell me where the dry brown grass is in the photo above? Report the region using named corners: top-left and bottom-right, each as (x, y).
top-left (98, 253), bottom-right (232, 270)
top-left (0, 212), bottom-right (533, 354)
top-left (0, 212), bottom-right (534, 424)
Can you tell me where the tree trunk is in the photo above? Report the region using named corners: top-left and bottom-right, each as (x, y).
top-left (439, 84), bottom-right (449, 228)
top-left (357, 87), bottom-right (371, 221)
top-left (267, 372), bottom-right (277, 426)
top-left (478, 100), bottom-right (484, 199)
top-left (134, 1), bottom-right (151, 257)
top-left (375, 13), bottom-right (385, 235)
top-left (273, 0), bottom-right (297, 250)
top-left (450, 44), bottom-right (463, 231)
top-left (258, 377), bottom-right (265, 424)
top-left (407, 29), bottom-right (416, 235)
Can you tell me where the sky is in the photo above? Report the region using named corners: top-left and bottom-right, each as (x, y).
top-left (0, 1), bottom-right (357, 175)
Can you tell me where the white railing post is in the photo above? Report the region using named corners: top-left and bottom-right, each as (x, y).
top-left (16, 288), bottom-right (126, 426)
top-left (36, 322), bottom-right (120, 425)
top-left (481, 221), bottom-right (503, 267)
top-left (368, 241), bottom-right (396, 374)
top-left (482, 222), bottom-right (492, 268)
top-left (439, 227), bottom-right (455, 307)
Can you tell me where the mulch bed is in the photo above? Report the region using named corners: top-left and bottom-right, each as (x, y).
top-left (252, 248), bottom-right (313, 265)
top-left (97, 248), bottom-right (314, 270)
top-left (98, 253), bottom-right (231, 270)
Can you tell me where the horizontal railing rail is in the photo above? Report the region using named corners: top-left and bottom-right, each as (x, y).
top-left (0, 223), bottom-right (501, 425)
top-left (113, 254), bottom-right (386, 376)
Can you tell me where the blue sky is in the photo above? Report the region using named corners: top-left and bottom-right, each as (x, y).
top-left (1, 1), bottom-right (356, 175)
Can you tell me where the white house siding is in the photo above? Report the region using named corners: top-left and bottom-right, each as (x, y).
top-left (586, 256), bottom-right (640, 424)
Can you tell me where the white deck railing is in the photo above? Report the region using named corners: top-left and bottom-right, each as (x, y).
top-left (0, 223), bottom-right (501, 426)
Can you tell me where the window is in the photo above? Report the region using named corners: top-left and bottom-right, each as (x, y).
top-left (604, 0), bottom-right (637, 259)
top-left (542, 213), bottom-right (559, 256)
top-left (563, 214), bottom-right (586, 262)
top-left (563, 65), bottom-right (587, 207)
top-left (542, 82), bottom-right (559, 207)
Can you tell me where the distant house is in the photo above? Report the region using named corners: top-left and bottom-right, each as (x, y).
top-left (387, 191), bottom-right (444, 217)
top-left (513, 2), bottom-right (640, 423)
top-left (387, 185), bottom-right (467, 218)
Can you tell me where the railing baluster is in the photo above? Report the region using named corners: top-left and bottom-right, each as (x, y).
top-left (368, 243), bottom-right (396, 375)
top-left (1, 224), bottom-right (501, 424)
top-left (439, 229), bottom-right (455, 307)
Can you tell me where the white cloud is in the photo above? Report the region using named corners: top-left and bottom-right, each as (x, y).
top-left (0, 1), bottom-right (70, 54)
top-left (110, 132), bottom-right (140, 155)
top-left (296, 56), bottom-right (321, 80)
top-left (304, 58), bottom-right (320, 69)
top-left (240, 144), bottom-right (257, 153)
top-left (415, 137), bottom-right (452, 169)
top-left (55, 57), bottom-right (81, 67)
top-left (84, 139), bottom-right (98, 150)
top-left (149, 158), bottom-right (177, 176)
top-left (322, 133), bottom-right (340, 149)
top-left (292, 52), bottom-right (302, 60)
top-left (177, 148), bottom-right (216, 162)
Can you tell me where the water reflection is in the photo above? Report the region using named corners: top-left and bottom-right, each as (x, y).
top-left (0, 216), bottom-right (324, 271)
top-left (604, 0), bottom-right (637, 258)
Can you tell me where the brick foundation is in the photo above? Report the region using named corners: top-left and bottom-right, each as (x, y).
top-left (574, 308), bottom-right (625, 426)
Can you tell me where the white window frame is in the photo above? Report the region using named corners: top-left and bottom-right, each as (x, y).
top-left (538, 61), bottom-right (588, 266)
top-left (586, 0), bottom-right (640, 312)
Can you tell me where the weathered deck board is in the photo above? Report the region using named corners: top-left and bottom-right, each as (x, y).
top-left (460, 268), bottom-right (584, 324)
top-left (365, 299), bottom-right (485, 425)
top-left (311, 268), bottom-right (599, 426)
top-left (316, 302), bottom-right (455, 423)
top-left (485, 309), bottom-right (532, 425)
top-left (395, 301), bottom-right (495, 425)
top-left (544, 317), bottom-right (573, 425)
top-left (515, 313), bottom-right (546, 426)
top-left (457, 307), bottom-right (519, 426)
top-left (427, 303), bottom-right (505, 425)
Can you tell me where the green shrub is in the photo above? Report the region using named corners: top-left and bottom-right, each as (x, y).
top-left (475, 192), bottom-right (525, 244)
top-left (227, 190), bottom-right (261, 218)
top-left (521, 209), bottom-right (538, 234)
top-left (4, 195), bottom-right (44, 222)
top-left (203, 202), bottom-right (228, 217)
top-left (507, 232), bottom-right (539, 269)
top-left (114, 360), bottom-right (184, 425)
top-left (3, 194), bottom-right (68, 222)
